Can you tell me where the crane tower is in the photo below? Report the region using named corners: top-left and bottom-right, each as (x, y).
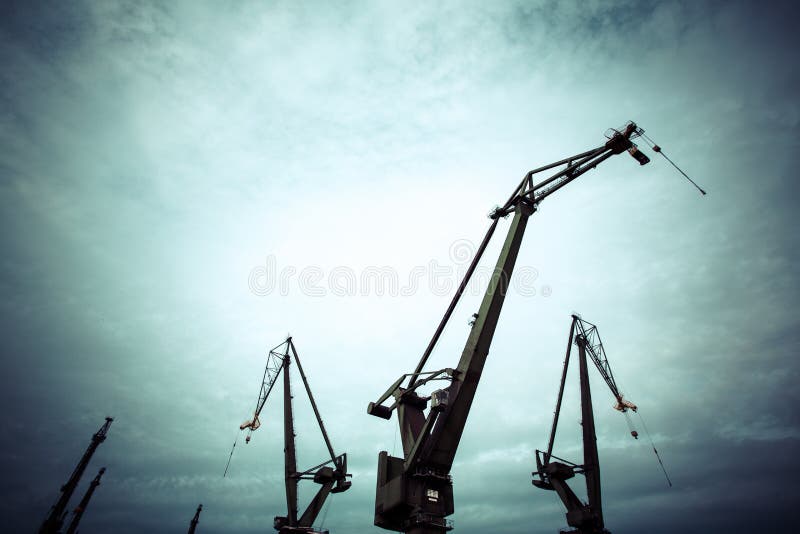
top-left (63, 467), bottom-right (106, 534)
top-left (238, 337), bottom-right (351, 533)
top-left (38, 417), bottom-right (113, 534)
top-left (367, 123), bottom-right (654, 533)
top-left (188, 504), bottom-right (203, 534)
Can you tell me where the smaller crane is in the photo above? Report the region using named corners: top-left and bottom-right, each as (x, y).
top-left (188, 504), bottom-right (203, 534)
top-left (532, 316), bottom-right (638, 534)
top-left (64, 467), bottom-right (105, 534)
top-left (238, 337), bottom-right (351, 533)
top-left (39, 417), bottom-right (113, 534)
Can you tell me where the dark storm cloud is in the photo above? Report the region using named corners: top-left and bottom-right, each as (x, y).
top-left (1, 1), bottom-right (798, 533)
top-left (0, 1), bottom-right (91, 62)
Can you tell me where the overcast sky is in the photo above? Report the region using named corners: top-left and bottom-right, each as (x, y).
top-left (1, 0), bottom-right (798, 533)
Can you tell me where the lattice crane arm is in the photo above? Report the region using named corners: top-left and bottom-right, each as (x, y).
top-left (492, 121), bottom-right (649, 219)
top-left (239, 340), bottom-right (288, 442)
top-left (574, 316), bottom-right (637, 413)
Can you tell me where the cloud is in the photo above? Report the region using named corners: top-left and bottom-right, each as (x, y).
top-left (1, 1), bottom-right (798, 533)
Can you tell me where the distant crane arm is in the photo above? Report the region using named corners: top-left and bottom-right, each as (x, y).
top-left (187, 504), bottom-right (202, 534)
top-left (574, 317), bottom-right (637, 412)
top-left (64, 467), bottom-right (105, 534)
top-left (38, 417), bottom-right (113, 534)
top-left (239, 341), bottom-right (288, 442)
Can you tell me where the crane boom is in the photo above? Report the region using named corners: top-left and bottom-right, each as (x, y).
top-left (187, 504), bottom-right (203, 534)
top-left (421, 200), bottom-right (534, 470)
top-left (574, 318), bottom-right (636, 412)
top-left (368, 123), bottom-right (650, 533)
top-left (290, 341), bottom-right (339, 465)
top-left (38, 417), bottom-right (113, 534)
top-left (64, 467), bottom-right (106, 534)
top-left (240, 341), bottom-right (287, 443)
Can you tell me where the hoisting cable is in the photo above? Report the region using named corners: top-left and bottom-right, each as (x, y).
top-left (614, 374), bottom-right (670, 487)
top-left (636, 411), bottom-right (673, 488)
top-left (639, 132), bottom-right (706, 195)
top-left (622, 410), bottom-right (638, 439)
top-left (318, 493), bottom-right (333, 531)
top-left (223, 431), bottom-right (240, 478)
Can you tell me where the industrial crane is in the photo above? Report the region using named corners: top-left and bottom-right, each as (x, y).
top-left (188, 504), bottom-right (202, 534)
top-left (39, 417), bottom-right (113, 534)
top-left (237, 337), bottom-right (351, 533)
top-left (63, 467), bottom-right (106, 534)
top-left (532, 315), bottom-right (641, 534)
top-left (366, 122), bottom-right (657, 533)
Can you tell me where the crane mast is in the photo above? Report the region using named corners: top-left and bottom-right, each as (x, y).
top-left (239, 337), bottom-right (351, 533)
top-left (533, 315), bottom-right (637, 534)
top-left (187, 504), bottom-right (203, 534)
top-left (39, 417), bottom-right (113, 534)
top-left (283, 351), bottom-right (299, 526)
top-left (63, 467), bottom-right (106, 534)
top-left (368, 123), bottom-right (651, 533)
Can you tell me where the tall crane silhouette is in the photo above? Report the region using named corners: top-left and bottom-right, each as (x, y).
top-left (238, 337), bottom-right (351, 533)
top-left (533, 316), bottom-right (670, 534)
top-left (187, 504), bottom-right (202, 534)
top-left (63, 467), bottom-right (106, 534)
top-left (39, 417), bottom-right (113, 534)
top-left (367, 122), bottom-right (658, 533)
